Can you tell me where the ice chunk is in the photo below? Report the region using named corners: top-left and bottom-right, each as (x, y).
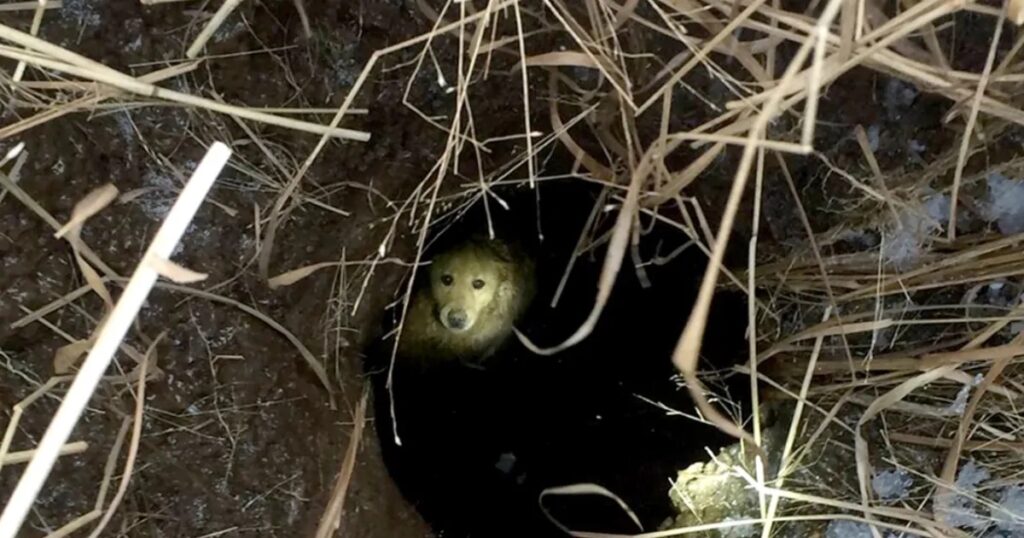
top-left (982, 172), bottom-right (1024, 234)
top-left (994, 486), bottom-right (1024, 533)
top-left (872, 468), bottom-right (913, 500)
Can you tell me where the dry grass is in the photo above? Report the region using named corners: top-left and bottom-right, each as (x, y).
top-left (374, 1), bottom-right (1024, 536)
top-left (2, 0), bottom-right (1024, 536)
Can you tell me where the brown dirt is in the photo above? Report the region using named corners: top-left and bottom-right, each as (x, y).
top-left (0, 1), bottom-right (450, 536)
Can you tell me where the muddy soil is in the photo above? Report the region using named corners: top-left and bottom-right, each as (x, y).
top-left (0, 1), bottom-right (457, 536)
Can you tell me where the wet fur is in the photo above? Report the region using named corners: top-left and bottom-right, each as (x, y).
top-left (397, 237), bottom-right (535, 363)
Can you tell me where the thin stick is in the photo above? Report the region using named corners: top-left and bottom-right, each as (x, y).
top-left (0, 170), bottom-right (119, 278)
top-left (0, 61), bottom-right (198, 140)
top-left (313, 389), bottom-right (368, 538)
top-left (387, 0), bottom-right (499, 446)
top-left (0, 24), bottom-right (369, 141)
top-left (11, 0), bottom-right (47, 82)
top-left (934, 335), bottom-right (1021, 523)
top-left (0, 142), bottom-right (232, 538)
top-left (290, 0), bottom-right (309, 38)
top-left (86, 335), bottom-right (161, 538)
top-left (9, 276), bottom-right (335, 404)
top-left (0, 378), bottom-right (62, 476)
top-left (256, 2), bottom-right (514, 279)
top-left (43, 511), bottom-right (101, 538)
top-left (748, 147), bottom-right (767, 519)
top-left (761, 308), bottom-right (831, 538)
top-left (513, 1), bottom-right (536, 188)
top-left (947, 8), bottom-right (1005, 239)
top-left (186, 0), bottom-right (245, 59)
top-left (94, 419), bottom-right (129, 515)
top-left (292, 0), bottom-right (311, 39)
top-left (0, 441), bottom-right (88, 465)
top-left (0, 1), bottom-right (60, 11)
top-left (671, 2), bottom-right (824, 456)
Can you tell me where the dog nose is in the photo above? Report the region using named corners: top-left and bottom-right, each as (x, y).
top-left (447, 309), bottom-right (468, 329)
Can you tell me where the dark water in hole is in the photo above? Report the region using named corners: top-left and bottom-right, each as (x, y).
top-left (367, 179), bottom-right (748, 537)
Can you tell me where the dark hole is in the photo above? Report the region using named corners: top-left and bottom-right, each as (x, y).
top-left (366, 177), bottom-right (749, 537)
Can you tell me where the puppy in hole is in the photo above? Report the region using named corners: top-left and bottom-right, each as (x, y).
top-left (396, 235), bottom-right (536, 365)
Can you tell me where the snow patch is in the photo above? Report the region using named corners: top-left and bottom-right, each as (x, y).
top-left (981, 172), bottom-right (1024, 234)
top-left (936, 460), bottom-right (990, 530)
top-left (872, 468), bottom-right (913, 501)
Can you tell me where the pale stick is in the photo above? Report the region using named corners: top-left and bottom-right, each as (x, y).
top-left (186, 0), bottom-right (245, 59)
top-left (0, 142), bottom-right (232, 538)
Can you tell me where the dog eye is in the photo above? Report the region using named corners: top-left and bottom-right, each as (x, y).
top-left (441, 274), bottom-right (454, 286)
top-left (472, 279), bottom-right (485, 289)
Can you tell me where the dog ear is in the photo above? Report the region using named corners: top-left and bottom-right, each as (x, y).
top-left (487, 240), bottom-right (515, 263)
top-left (497, 280), bottom-right (514, 300)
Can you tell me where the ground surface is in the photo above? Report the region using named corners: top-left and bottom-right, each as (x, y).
top-left (0, 1), bottom-right (443, 536)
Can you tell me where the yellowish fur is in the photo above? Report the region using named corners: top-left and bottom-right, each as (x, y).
top-left (397, 237), bottom-right (535, 362)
